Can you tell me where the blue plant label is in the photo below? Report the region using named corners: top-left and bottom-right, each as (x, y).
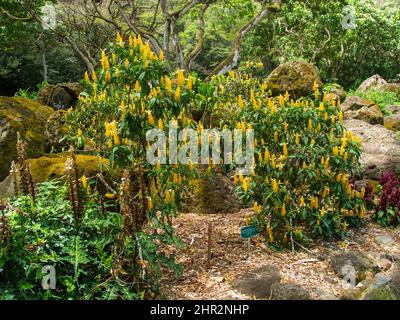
top-left (240, 225), bottom-right (258, 238)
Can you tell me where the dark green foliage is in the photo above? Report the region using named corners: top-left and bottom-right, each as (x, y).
top-left (0, 181), bottom-right (181, 300)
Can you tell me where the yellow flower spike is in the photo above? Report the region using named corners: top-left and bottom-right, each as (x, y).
top-left (360, 187), bottom-right (366, 198)
top-left (112, 120), bottom-right (119, 145)
top-left (105, 193), bottom-right (115, 199)
top-left (147, 111), bottom-right (155, 126)
top-left (284, 121), bottom-right (288, 131)
top-left (233, 175), bottom-right (238, 185)
top-left (325, 158), bottom-right (329, 171)
top-left (254, 202), bottom-right (262, 214)
top-left (283, 142), bottom-right (288, 157)
top-left (165, 190), bottom-right (170, 203)
top-left (104, 122), bottom-right (111, 138)
top-left (313, 80), bottom-right (318, 91)
top-left (92, 70), bottom-right (97, 82)
top-left (264, 148), bottom-right (270, 162)
top-left (242, 178), bottom-right (248, 192)
top-left (238, 170), bottom-right (244, 183)
top-left (279, 95), bottom-right (284, 108)
top-left (331, 115), bottom-right (335, 124)
top-left (319, 103), bottom-right (325, 112)
top-left (339, 111), bottom-right (343, 123)
top-left (285, 90), bottom-right (289, 101)
top-left (158, 118), bottom-right (164, 130)
top-left (274, 130), bottom-right (278, 142)
top-left (302, 161), bottom-right (307, 169)
top-left (271, 156), bottom-right (276, 169)
top-left (120, 100), bottom-right (125, 113)
top-left (272, 179), bottom-right (278, 193)
top-left (343, 222), bottom-right (348, 232)
top-left (311, 138), bottom-right (315, 146)
top-left (177, 69), bottom-right (185, 87)
top-left (81, 175), bottom-right (88, 189)
top-left (308, 119), bottom-right (313, 131)
top-left (316, 123), bottom-right (321, 133)
top-left (281, 204), bottom-right (286, 217)
top-left (148, 197), bottom-right (153, 210)
top-left (135, 81), bottom-right (141, 93)
top-left (124, 58), bottom-right (129, 68)
top-left (187, 76), bottom-right (193, 90)
top-left (174, 87), bottom-right (181, 102)
top-left (84, 71), bottom-right (90, 84)
top-left (332, 146), bottom-right (339, 157)
top-left (171, 190), bottom-right (175, 202)
top-left (295, 133), bottom-right (300, 145)
top-left (105, 71), bottom-right (111, 83)
top-left (129, 35), bottom-right (133, 47)
top-left (165, 76), bottom-right (172, 94)
top-left (321, 207), bottom-right (326, 217)
top-left (159, 50), bottom-right (164, 60)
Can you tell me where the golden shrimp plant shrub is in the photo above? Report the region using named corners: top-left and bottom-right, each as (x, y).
top-left (65, 33), bottom-right (213, 280)
top-left (219, 73), bottom-right (366, 245)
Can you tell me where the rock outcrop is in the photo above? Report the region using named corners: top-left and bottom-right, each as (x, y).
top-left (344, 119), bottom-right (400, 180)
top-left (37, 82), bottom-right (83, 110)
top-left (265, 61), bottom-right (323, 99)
top-left (0, 97), bottom-right (54, 181)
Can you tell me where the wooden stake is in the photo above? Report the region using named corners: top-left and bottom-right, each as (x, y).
top-left (207, 222), bottom-right (212, 269)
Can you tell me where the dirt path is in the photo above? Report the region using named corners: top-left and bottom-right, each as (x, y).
top-left (161, 210), bottom-right (400, 300)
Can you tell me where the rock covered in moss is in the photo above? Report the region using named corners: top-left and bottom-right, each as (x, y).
top-left (265, 61), bottom-right (323, 99)
top-left (384, 114), bottom-right (400, 131)
top-left (344, 104), bottom-right (384, 125)
top-left (0, 97), bottom-right (54, 181)
top-left (37, 82), bottom-right (83, 110)
top-left (44, 110), bottom-right (69, 151)
top-left (28, 154), bottom-right (108, 183)
top-left (182, 171), bottom-right (242, 214)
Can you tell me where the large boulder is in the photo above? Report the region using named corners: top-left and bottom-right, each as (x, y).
top-left (37, 82), bottom-right (83, 110)
top-left (0, 154), bottom-right (109, 199)
top-left (28, 154), bottom-right (108, 183)
top-left (357, 74), bottom-right (387, 92)
top-left (265, 61), bottom-right (323, 99)
top-left (341, 96), bottom-right (375, 112)
top-left (231, 265), bottom-right (281, 299)
top-left (344, 119), bottom-right (400, 180)
top-left (0, 97), bottom-right (54, 181)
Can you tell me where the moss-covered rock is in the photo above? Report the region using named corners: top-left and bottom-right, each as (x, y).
top-left (265, 61), bottom-right (323, 99)
top-left (37, 82), bottom-right (83, 110)
top-left (44, 110), bottom-right (69, 151)
top-left (345, 105), bottom-right (384, 125)
top-left (28, 154), bottom-right (108, 183)
top-left (0, 97), bottom-right (54, 181)
top-left (182, 170), bottom-right (242, 214)
top-left (384, 114), bottom-right (400, 131)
